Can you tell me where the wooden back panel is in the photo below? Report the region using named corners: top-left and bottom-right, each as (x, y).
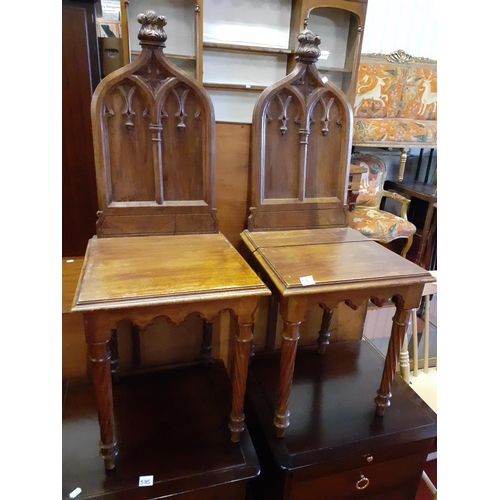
top-left (91, 11), bottom-right (218, 237)
top-left (248, 29), bottom-right (352, 232)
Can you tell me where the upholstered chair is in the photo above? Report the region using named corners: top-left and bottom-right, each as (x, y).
top-left (348, 153), bottom-right (416, 258)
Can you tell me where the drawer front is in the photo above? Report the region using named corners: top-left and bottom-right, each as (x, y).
top-left (289, 452), bottom-right (427, 500)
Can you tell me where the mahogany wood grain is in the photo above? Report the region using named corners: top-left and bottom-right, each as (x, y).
top-left (242, 228), bottom-right (433, 435)
top-left (73, 234), bottom-right (267, 310)
top-left (273, 321), bottom-right (301, 438)
top-left (374, 304), bottom-right (411, 416)
top-left (242, 28), bottom-right (436, 439)
top-left (74, 233), bottom-right (270, 468)
top-left (63, 361), bottom-right (260, 499)
top-left (74, 12), bottom-right (271, 471)
top-left (62, 258), bottom-right (88, 379)
top-left (62, 258), bottom-right (85, 314)
top-left (91, 11), bottom-right (217, 237)
top-left (62, 1), bottom-right (100, 257)
top-left (248, 30), bottom-right (352, 232)
top-left (215, 123), bottom-right (252, 252)
top-left (384, 180), bottom-right (437, 269)
top-left (245, 341), bottom-right (437, 500)
top-left (316, 306), bottom-right (333, 354)
top-left (88, 340), bottom-right (118, 469)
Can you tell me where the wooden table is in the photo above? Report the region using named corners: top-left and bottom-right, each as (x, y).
top-left (72, 233), bottom-right (270, 470)
top-left (62, 257), bottom-right (88, 380)
top-left (241, 227), bottom-right (434, 438)
top-left (63, 360), bottom-right (260, 499)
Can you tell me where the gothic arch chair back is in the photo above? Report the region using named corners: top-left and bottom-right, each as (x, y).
top-left (248, 29), bottom-right (352, 232)
top-left (92, 10), bottom-right (218, 237)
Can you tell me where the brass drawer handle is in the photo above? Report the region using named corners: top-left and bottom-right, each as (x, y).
top-left (356, 474), bottom-right (370, 490)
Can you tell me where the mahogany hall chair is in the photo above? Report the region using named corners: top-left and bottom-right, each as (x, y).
top-left (71, 11), bottom-right (269, 470)
top-left (240, 28), bottom-right (434, 439)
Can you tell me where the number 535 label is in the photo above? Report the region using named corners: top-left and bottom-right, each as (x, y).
top-left (138, 475), bottom-right (154, 487)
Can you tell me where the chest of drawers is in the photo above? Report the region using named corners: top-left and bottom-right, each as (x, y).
top-left (245, 340), bottom-right (437, 500)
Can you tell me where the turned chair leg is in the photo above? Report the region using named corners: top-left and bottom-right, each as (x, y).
top-left (274, 322), bottom-right (300, 438)
top-left (398, 147), bottom-right (409, 181)
top-left (423, 294), bottom-right (430, 373)
top-left (375, 307), bottom-right (410, 416)
top-left (412, 308), bottom-right (419, 377)
top-left (229, 323), bottom-right (253, 442)
top-left (131, 324), bottom-right (141, 369)
top-left (109, 329), bottom-right (120, 383)
top-left (201, 320), bottom-right (215, 368)
top-left (89, 340), bottom-right (118, 470)
top-left (421, 470), bottom-right (437, 499)
top-left (317, 307), bottom-right (333, 354)
top-left (401, 235), bottom-right (413, 258)
top-left (399, 332), bottom-right (410, 383)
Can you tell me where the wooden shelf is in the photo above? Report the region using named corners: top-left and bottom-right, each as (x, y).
top-left (203, 41), bottom-right (292, 56)
top-left (131, 50), bottom-right (196, 61)
top-left (317, 66), bottom-right (351, 73)
top-left (203, 82), bottom-right (267, 92)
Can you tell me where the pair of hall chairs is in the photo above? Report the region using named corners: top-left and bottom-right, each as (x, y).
top-left (72, 10), bottom-right (434, 472)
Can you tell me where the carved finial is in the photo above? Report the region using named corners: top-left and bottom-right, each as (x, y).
top-left (295, 29), bottom-right (321, 64)
top-left (137, 11), bottom-right (167, 48)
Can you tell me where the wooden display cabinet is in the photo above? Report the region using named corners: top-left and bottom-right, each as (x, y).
top-left (116, 1), bottom-right (368, 122)
top-left (288, 0), bottom-right (368, 107)
top-left (202, 0), bottom-right (367, 121)
top-left (121, 0), bottom-right (203, 81)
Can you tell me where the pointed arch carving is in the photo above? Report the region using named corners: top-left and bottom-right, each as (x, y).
top-left (91, 13), bottom-right (218, 237)
top-left (248, 29), bottom-right (353, 232)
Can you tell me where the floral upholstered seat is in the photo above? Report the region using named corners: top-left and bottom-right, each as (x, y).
top-left (348, 153), bottom-right (416, 258)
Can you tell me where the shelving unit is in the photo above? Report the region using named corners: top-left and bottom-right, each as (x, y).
top-left (122, 0), bottom-right (203, 81)
top-left (201, 0), bottom-right (290, 122)
top-left (115, 0), bottom-right (368, 123)
top-left (288, 0), bottom-right (367, 106)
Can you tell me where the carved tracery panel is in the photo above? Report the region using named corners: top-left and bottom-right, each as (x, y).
top-left (160, 84), bottom-right (205, 201)
top-left (92, 11), bottom-right (217, 236)
top-left (306, 89), bottom-right (343, 199)
top-left (249, 29), bottom-right (352, 231)
top-left (264, 90), bottom-right (303, 200)
top-left (104, 81), bottom-right (156, 202)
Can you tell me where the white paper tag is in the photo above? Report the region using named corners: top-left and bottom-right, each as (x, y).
top-left (69, 487), bottom-right (82, 498)
top-left (321, 76), bottom-right (328, 83)
top-left (319, 50), bottom-right (330, 60)
top-left (138, 475), bottom-right (154, 487)
top-left (299, 275), bottom-right (316, 286)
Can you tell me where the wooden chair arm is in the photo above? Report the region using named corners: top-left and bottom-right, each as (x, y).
top-left (381, 190), bottom-right (411, 220)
